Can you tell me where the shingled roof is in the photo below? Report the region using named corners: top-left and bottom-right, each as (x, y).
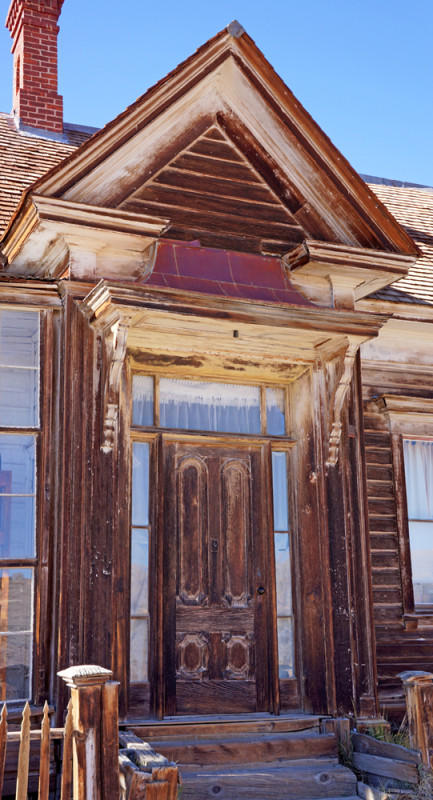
top-left (0, 110), bottom-right (432, 307)
top-left (0, 112), bottom-right (95, 234)
top-left (366, 182), bottom-right (433, 305)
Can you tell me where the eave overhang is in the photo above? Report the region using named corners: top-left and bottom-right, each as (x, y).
top-left (283, 240), bottom-right (417, 308)
top-left (1, 194), bottom-right (169, 280)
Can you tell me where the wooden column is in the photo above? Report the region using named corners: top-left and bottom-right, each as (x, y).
top-left (399, 670), bottom-right (433, 767)
top-left (58, 665), bottom-right (120, 800)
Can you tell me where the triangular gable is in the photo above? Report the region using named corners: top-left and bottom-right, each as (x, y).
top-left (1, 21), bottom-right (418, 300)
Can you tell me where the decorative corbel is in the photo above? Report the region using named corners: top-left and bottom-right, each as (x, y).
top-left (99, 318), bottom-right (131, 453)
top-left (326, 339), bottom-right (359, 468)
top-left (80, 281), bottom-right (136, 453)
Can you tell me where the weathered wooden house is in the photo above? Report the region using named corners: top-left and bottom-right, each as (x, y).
top-left (1, 0), bottom-right (433, 796)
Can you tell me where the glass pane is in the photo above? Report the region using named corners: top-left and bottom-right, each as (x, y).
top-left (131, 529), bottom-right (149, 615)
top-left (272, 452), bottom-right (289, 531)
top-left (0, 569), bottom-right (33, 633)
top-left (0, 633), bottom-right (32, 700)
top-left (130, 617), bottom-right (149, 682)
top-left (409, 520), bottom-right (433, 604)
top-left (0, 497), bottom-right (35, 559)
top-left (132, 442), bottom-right (149, 527)
top-left (0, 368), bottom-right (39, 427)
top-left (132, 376), bottom-right (154, 426)
top-left (403, 439), bottom-right (433, 520)
top-left (274, 533), bottom-right (292, 615)
top-left (0, 435), bottom-right (35, 494)
top-left (266, 388), bottom-right (285, 436)
top-left (159, 378), bottom-right (261, 434)
top-left (0, 310), bottom-right (39, 368)
top-left (277, 617), bottom-right (294, 678)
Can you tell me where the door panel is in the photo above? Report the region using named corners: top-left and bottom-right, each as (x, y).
top-left (163, 439), bottom-right (273, 715)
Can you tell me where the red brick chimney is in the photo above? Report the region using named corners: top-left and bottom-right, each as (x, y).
top-left (5, 0), bottom-right (64, 134)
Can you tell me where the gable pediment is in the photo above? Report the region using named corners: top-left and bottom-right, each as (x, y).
top-left (1, 22), bottom-right (418, 295)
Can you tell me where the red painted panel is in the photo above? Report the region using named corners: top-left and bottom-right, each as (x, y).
top-left (138, 240), bottom-right (315, 308)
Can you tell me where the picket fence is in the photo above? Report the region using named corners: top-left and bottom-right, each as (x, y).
top-left (0, 665), bottom-right (178, 800)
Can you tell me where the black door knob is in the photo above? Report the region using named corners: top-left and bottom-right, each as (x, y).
top-left (257, 586), bottom-right (266, 595)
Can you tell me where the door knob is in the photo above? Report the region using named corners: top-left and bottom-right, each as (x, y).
top-left (257, 586), bottom-right (266, 595)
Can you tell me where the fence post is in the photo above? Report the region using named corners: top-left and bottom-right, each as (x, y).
top-left (399, 670), bottom-right (433, 767)
top-left (58, 664), bottom-right (119, 800)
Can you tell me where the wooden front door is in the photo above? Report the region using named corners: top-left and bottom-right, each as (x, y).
top-left (162, 439), bottom-right (276, 716)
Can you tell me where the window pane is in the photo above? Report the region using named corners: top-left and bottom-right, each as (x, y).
top-left (277, 617), bottom-right (294, 678)
top-left (274, 533), bottom-right (292, 615)
top-left (0, 435), bottom-right (35, 494)
top-left (0, 633), bottom-right (32, 701)
top-left (131, 529), bottom-right (149, 615)
top-left (0, 311), bottom-right (39, 368)
top-left (272, 452), bottom-right (289, 531)
top-left (0, 569), bottom-right (33, 633)
top-left (159, 378), bottom-right (261, 434)
top-left (408, 520), bottom-right (433, 605)
top-left (0, 368), bottom-right (39, 427)
top-left (0, 497), bottom-right (35, 559)
top-left (130, 618), bottom-right (149, 682)
top-left (132, 442), bottom-right (149, 527)
top-left (403, 439), bottom-right (433, 520)
top-left (266, 388), bottom-right (285, 436)
top-left (132, 376), bottom-right (154, 426)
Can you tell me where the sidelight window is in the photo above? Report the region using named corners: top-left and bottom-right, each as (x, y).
top-left (403, 438), bottom-right (433, 606)
top-left (130, 441), bottom-right (150, 682)
top-left (272, 451), bottom-right (294, 677)
top-left (0, 309), bottom-right (39, 701)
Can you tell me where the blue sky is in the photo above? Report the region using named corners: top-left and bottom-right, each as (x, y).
top-left (1, 0), bottom-right (432, 185)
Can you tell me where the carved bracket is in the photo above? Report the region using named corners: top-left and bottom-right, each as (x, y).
top-left (326, 340), bottom-right (359, 468)
top-left (80, 281), bottom-right (136, 453)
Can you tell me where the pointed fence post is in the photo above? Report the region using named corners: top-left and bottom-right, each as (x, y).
top-left (58, 665), bottom-right (120, 800)
top-left (399, 670), bottom-right (433, 767)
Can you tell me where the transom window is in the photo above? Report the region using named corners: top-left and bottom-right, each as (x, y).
top-left (403, 437), bottom-right (433, 606)
top-left (132, 376), bottom-right (286, 435)
top-left (0, 309), bottom-right (40, 701)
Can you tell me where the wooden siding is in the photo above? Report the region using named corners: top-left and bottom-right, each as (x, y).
top-left (362, 372), bottom-right (433, 719)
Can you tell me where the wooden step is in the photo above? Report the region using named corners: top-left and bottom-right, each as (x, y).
top-left (178, 759), bottom-right (357, 799)
top-left (148, 730), bottom-right (337, 767)
top-left (124, 713), bottom-right (323, 741)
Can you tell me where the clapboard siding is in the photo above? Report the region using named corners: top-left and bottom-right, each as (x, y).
top-left (363, 397), bottom-right (433, 720)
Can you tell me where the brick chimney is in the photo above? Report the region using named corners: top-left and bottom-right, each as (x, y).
top-left (5, 0), bottom-right (64, 134)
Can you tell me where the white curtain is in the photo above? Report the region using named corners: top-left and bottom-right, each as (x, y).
top-left (403, 439), bottom-right (433, 520)
top-left (159, 378), bottom-right (261, 434)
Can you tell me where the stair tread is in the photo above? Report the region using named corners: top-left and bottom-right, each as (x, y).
top-left (151, 730), bottom-right (335, 746)
top-left (180, 759), bottom-right (347, 775)
top-left (178, 761), bottom-right (357, 799)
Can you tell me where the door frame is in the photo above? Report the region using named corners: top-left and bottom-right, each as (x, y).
top-left (155, 433), bottom-right (280, 718)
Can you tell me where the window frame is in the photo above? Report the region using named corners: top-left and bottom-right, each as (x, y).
top-left (128, 371), bottom-right (299, 716)
top-left (0, 306), bottom-right (42, 705)
top-left (370, 394), bottom-right (433, 628)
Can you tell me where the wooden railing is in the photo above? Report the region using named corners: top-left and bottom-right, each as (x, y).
top-left (0, 665), bottom-right (179, 800)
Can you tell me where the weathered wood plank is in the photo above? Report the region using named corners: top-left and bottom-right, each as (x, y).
top-left (176, 606), bottom-right (254, 632)
top-left (352, 732), bottom-right (421, 764)
top-left (352, 751), bottom-right (418, 783)
top-left (135, 184), bottom-right (294, 223)
top-left (60, 700), bottom-right (73, 800)
top-left (38, 701), bottom-right (51, 800)
top-left (176, 679), bottom-right (256, 715)
top-left (102, 681), bottom-right (121, 800)
top-left (153, 168), bottom-right (276, 203)
top-left (15, 702), bottom-right (31, 800)
top-left (188, 138), bottom-right (246, 162)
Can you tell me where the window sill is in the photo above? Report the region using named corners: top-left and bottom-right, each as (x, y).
top-left (403, 612), bottom-right (433, 630)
